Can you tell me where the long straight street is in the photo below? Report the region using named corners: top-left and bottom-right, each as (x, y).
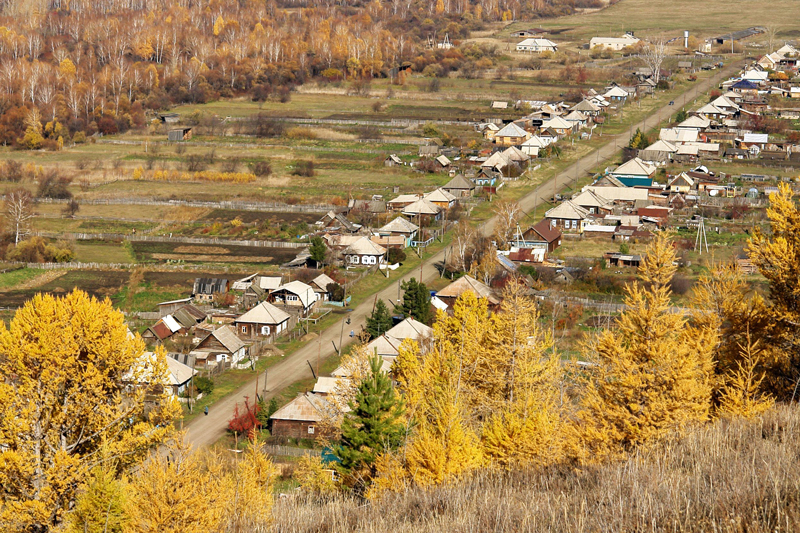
top-left (186, 61), bottom-right (740, 448)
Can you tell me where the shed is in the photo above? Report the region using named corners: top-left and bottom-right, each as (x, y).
top-left (269, 392), bottom-right (331, 440)
top-left (168, 128), bottom-right (193, 141)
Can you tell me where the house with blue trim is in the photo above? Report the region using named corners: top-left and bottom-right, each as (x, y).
top-left (608, 157), bottom-right (657, 187)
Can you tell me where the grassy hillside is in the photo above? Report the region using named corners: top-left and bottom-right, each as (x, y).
top-left (272, 405), bottom-right (800, 532)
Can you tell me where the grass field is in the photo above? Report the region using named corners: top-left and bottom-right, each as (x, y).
top-left (510, 0), bottom-right (799, 41)
top-left (73, 241), bottom-right (134, 263)
top-left (130, 241), bottom-right (300, 265)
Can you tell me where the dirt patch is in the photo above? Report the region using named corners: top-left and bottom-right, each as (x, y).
top-left (173, 246), bottom-right (231, 255)
top-left (151, 253), bottom-right (275, 263)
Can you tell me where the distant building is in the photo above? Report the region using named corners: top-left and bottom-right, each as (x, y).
top-left (589, 33), bottom-right (640, 51)
top-left (515, 38), bottom-right (558, 53)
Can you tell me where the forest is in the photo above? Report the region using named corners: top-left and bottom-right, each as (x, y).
top-left (0, 0), bottom-right (607, 149)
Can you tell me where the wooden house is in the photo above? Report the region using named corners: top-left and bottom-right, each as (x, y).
top-left (269, 392), bottom-right (331, 440)
top-left (234, 301), bottom-right (291, 341)
top-left (192, 325), bottom-right (247, 366)
top-left (192, 278), bottom-right (229, 303)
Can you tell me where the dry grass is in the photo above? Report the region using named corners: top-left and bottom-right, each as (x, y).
top-left (271, 405), bottom-right (800, 532)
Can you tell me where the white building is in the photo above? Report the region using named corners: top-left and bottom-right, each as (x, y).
top-left (589, 33), bottom-right (640, 51)
top-left (516, 38), bottom-right (558, 53)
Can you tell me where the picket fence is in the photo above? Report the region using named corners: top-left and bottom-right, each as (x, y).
top-left (33, 196), bottom-right (334, 214)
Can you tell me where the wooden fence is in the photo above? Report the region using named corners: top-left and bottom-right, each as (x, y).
top-left (262, 445), bottom-right (321, 458)
top-left (32, 196), bottom-right (334, 214)
top-left (43, 232), bottom-right (309, 249)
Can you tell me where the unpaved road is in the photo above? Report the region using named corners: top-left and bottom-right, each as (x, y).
top-left (186, 62), bottom-right (740, 448)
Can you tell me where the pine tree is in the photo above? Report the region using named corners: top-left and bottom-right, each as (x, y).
top-left (309, 236), bottom-right (327, 268)
top-left (335, 355), bottom-right (405, 490)
top-left (365, 299), bottom-right (393, 339)
top-left (400, 278), bottom-right (432, 325)
top-left (569, 233), bottom-right (716, 464)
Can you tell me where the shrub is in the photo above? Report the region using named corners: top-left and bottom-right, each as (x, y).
top-left (292, 160), bottom-right (315, 177)
top-left (194, 376), bottom-right (214, 395)
top-left (37, 171), bottom-right (73, 199)
top-left (251, 160), bottom-right (272, 177)
top-left (387, 248), bottom-right (407, 264)
top-left (327, 282), bottom-right (345, 302)
top-left (3, 160), bottom-right (24, 182)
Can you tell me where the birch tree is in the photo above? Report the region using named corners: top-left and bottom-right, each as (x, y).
top-left (4, 187), bottom-right (35, 244)
top-left (642, 38), bottom-right (667, 85)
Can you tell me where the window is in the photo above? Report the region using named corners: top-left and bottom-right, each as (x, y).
top-left (261, 326), bottom-right (270, 335)
top-left (287, 295), bottom-right (298, 301)
top-left (241, 325), bottom-right (248, 334)
top-left (351, 255), bottom-right (360, 264)
top-left (308, 426), bottom-right (315, 435)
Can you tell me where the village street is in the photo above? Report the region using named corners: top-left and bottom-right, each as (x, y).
top-left (185, 61), bottom-right (740, 449)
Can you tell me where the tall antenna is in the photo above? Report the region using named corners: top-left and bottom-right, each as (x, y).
top-left (694, 217), bottom-right (709, 254)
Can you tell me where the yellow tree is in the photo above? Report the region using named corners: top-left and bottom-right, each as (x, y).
top-left (691, 262), bottom-right (773, 415)
top-left (569, 233), bottom-right (716, 464)
top-left (480, 279), bottom-right (563, 468)
top-left (747, 183), bottom-right (800, 397)
top-left (0, 290), bottom-right (179, 532)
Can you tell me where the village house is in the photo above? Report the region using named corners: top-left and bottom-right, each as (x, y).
top-left (609, 157), bottom-right (656, 187)
top-left (515, 38), bottom-right (558, 53)
top-left (234, 301), bottom-right (291, 341)
top-left (124, 352), bottom-right (198, 398)
top-left (269, 392), bottom-right (331, 440)
top-left (571, 99), bottom-right (602, 117)
top-left (603, 86), bottom-right (629, 102)
top-left (192, 325), bottom-right (247, 367)
top-left (342, 236), bottom-right (386, 267)
top-left (493, 122), bottom-right (530, 146)
top-left (544, 200), bottom-right (589, 233)
top-left (316, 210), bottom-right (361, 234)
top-left (442, 174), bottom-right (476, 198)
top-left (401, 198), bottom-right (442, 221)
top-left (377, 217), bottom-right (419, 246)
top-left (423, 187), bottom-right (458, 209)
top-left (522, 218), bottom-right (562, 254)
top-left (520, 135), bottom-right (552, 157)
top-left (384, 154), bottom-right (402, 167)
top-left (668, 172), bottom-right (695, 193)
top-left (434, 275), bottom-right (501, 312)
top-left (589, 33), bottom-right (640, 51)
top-left (570, 189), bottom-right (612, 215)
top-left (157, 297), bottom-right (192, 317)
top-left (242, 275), bottom-right (283, 308)
top-left (541, 116), bottom-right (574, 137)
top-left (142, 315), bottom-right (184, 343)
top-left (309, 273), bottom-right (337, 301)
top-left (192, 278), bottom-right (229, 303)
top-left (387, 193), bottom-right (422, 211)
top-left (269, 280), bottom-right (319, 316)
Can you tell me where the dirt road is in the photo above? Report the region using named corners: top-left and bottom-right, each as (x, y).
top-left (186, 62), bottom-right (739, 448)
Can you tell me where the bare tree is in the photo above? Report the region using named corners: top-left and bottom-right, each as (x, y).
top-left (448, 219), bottom-right (476, 273)
top-left (492, 199), bottom-right (522, 250)
top-left (4, 188), bottom-right (35, 244)
top-left (764, 26), bottom-right (780, 53)
top-left (642, 39), bottom-right (667, 85)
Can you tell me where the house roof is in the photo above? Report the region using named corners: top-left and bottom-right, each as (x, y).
top-left (542, 116), bottom-right (573, 130)
top-left (443, 174), bottom-right (475, 191)
top-left (571, 99), bottom-right (600, 113)
top-left (644, 139), bottom-right (678, 153)
top-left (424, 187), bottom-right (457, 204)
top-left (696, 103), bottom-right (732, 116)
top-left (343, 236), bottom-right (387, 256)
top-left (669, 173), bottom-right (695, 187)
top-left (276, 280), bottom-right (317, 308)
top-left (604, 86), bottom-right (629, 98)
top-left (611, 157), bottom-right (656, 177)
top-left (385, 317), bottom-right (433, 343)
top-left (193, 278), bottom-right (228, 295)
top-left (365, 335), bottom-right (403, 358)
top-left (255, 276), bottom-right (283, 291)
top-left (678, 115), bottom-right (712, 129)
top-left (571, 189), bottom-right (611, 208)
top-left (318, 210), bottom-right (360, 233)
top-left (148, 321), bottom-right (173, 341)
top-left (521, 135), bottom-right (549, 148)
top-left (732, 79), bottom-right (758, 90)
top-left (312, 376), bottom-right (340, 394)
top-left (388, 193), bottom-right (421, 205)
top-left (660, 128), bottom-right (699, 143)
top-left (545, 200), bottom-right (590, 220)
top-left (495, 122), bottom-right (528, 138)
top-left (162, 315), bottom-right (182, 333)
top-left (742, 133), bottom-right (769, 144)
top-left (436, 275), bottom-right (500, 305)
top-left (481, 151), bottom-right (510, 169)
top-left (172, 306), bottom-right (205, 328)
top-left (516, 38), bottom-right (557, 48)
top-left (235, 301), bottom-right (290, 325)
top-left (710, 95), bottom-right (739, 110)
top-left (402, 198), bottom-right (441, 216)
top-left (270, 392), bottom-right (330, 422)
top-left (310, 274), bottom-right (337, 292)
top-left (158, 297), bottom-right (192, 306)
top-left (435, 154), bottom-right (451, 166)
top-left (165, 356), bottom-right (197, 386)
top-left (379, 216), bottom-right (419, 234)
top-left (527, 218), bottom-right (562, 243)
top-left (502, 146), bottom-right (529, 162)
top-left (202, 325), bottom-right (245, 353)
top-left (564, 110), bottom-right (588, 122)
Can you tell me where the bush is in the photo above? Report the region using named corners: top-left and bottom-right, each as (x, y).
top-left (292, 160), bottom-right (315, 177)
top-left (251, 160), bottom-right (272, 177)
top-left (194, 376), bottom-right (214, 395)
top-left (6, 237), bottom-right (74, 263)
top-left (37, 171), bottom-right (73, 199)
top-left (387, 247), bottom-right (407, 264)
top-left (327, 282), bottom-right (345, 302)
top-left (3, 160), bottom-right (24, 182)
